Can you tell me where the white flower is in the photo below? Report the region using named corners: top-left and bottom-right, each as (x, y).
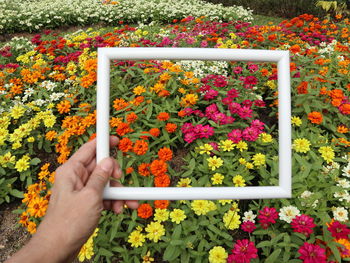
top-left (300, 190), bottom-right (312, 199)
top-left (337, 179), bottom-right (350, 189)
top-left (334, 191), bottom-right (350, 202)
top-left (342, 163), bottom-right (350, 178)
top-left (279, 206), bottom-right (300, 223)
top-left (242, 211), bottom-right (256, 223)
top-left (332, 207), bottom-right (348, 222)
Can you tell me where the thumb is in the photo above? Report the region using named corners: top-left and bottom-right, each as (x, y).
top-left (86, 157), bottom-right (114, 194)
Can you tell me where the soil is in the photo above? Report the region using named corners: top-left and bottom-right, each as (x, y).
top-left (0, 201), bottom-right (30, 262)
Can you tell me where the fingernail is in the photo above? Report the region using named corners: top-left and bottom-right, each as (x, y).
top-left (100, 158), bottom-right (113, 173)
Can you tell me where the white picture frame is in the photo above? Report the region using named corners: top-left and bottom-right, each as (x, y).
top-left (97, 47), bottom-right (291, 200)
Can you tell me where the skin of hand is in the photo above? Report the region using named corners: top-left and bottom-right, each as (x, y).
top-left (7, 136), bottom-right (138, 263)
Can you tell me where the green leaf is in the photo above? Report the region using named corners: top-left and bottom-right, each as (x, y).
top-left (30, 158), bottom-right (41, 165)
top-left (10, 189), bottom-right (23, 198)
top-left (256, 240), bottom-right (271, 248)
top-left (265, 248), bottom-right (281, 263)
top-left (163, 245), bottom-right (177, 261)
top-left (170, 240), bottom-right (183, 246)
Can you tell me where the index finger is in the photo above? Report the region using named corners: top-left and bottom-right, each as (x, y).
top-left (70, 136), bottom-right (119, 165)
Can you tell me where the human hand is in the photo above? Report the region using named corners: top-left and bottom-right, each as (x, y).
top-left (8, 136), bottom-right (138, 263)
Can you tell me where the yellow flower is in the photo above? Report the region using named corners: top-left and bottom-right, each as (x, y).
top-left (78, 228), bottom-right (98, 262)
top-left (218, 200), bottom-right (232, 205)
top-left (142, 251), bottom-right (154, 263)
top-left (265, 80), bottom-right (276, 89)
top-left (0, 128), bottom-right (8, 145)
top-left (291, 116), bottom-right (302, 126)
top-left (260, 133), bottom-right (273, 143)
top-left (191, 200), bottom-right (211, 216)
top-left (233, 175), bottom-right (246, 187)
top-left (198, 143), bottom-right (213, 155)
top-left (319, 146), bottom-right (335, 163)
top-left (235, 141), bottom-right (248, 152)
top-left (207, 156), bottom-right (223, 171)
top-left (293, 138), bottom-right (311, 153)
top-left (145, 221), bottom-right (165, 242)
top-left (170, 209), bottom-right (186, 224)
top-left (10, 105), bottom-right (26, 119)
top-left (128, 230), bottom-right (146, 248)
top-left (0, 152), bottom-right (16, 167)
top-left (209, 246), bottom-right (228, 263)
top-left (223, 210), bottom-right (241, 230)
top-left (133, 85), bottom-right (146, 95)
top-left (154, 208), bottom-right (169, 222)
top-left (219, 140), bottom-right (235, 151)
top-left (178, 87), bottom-right (186, 94)
top-left (238, 158), bottom-right (246, 165)
top-left (15, 156), bottom-right (30, 172)
top-left (177, 178), bottom-right (192, 187)
top-left (0, 116), bottom-right (10, 129)
top-left (27, 137), bottom-right (35, 143)
top-left (211, 173), bottom-right (224, 185)
top-left (252, 153), bottom-right (266, 166)
top-left (180, 94), bottom-right (198, 107)
top-left (245, 162), bottom-right (254, 169)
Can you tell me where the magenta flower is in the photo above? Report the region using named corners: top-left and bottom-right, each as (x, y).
top-left (291, 215), bottom-right (316, 237)
top-left (257, 207), bottom-right (278, 229)
top-left (227, 239), bottom-right (258, 263)
top-left (228, 102), bottom-right (242, 114)
top-left (205, 103), bottom-right (219, 118)
top-left (203, 89), bottom-right (219, 100)
top-left (243, 76), bottom-right (258, 85)
top-left (233, 66), bottom-right (243, 74)
top-left (208, 142), bottom-right (219, 151)
top-left (298, 242), bottom-right (326, 263)
top-left (250, 120), bottom-right (265, 131)
top-left (228, 129), bottom-right (242, 143)
top-left (327, 221), bottom-right (350, 240)
top-left (242, 127), bottom-right (259, 142)
top-left (253, 100), bottom-right (266, 107)
top-left (241, 221), bottom-right (256, 233)
top-left (248, 63), bottom-right (259, 73)
top-left (227, 88), bottom-right (239, 98)
top-left (213, 77), bottom-right (228, 88)
top-left (181, 123), bottom-right (194, 134)
top-left (184, 132), bottom-right (197, 144)
top-left (222, 97), bottom-right (233, 105)
top-left (242, 99), bottom-right (253, 107)
top-left (237, 106), bottom-right (253, 119)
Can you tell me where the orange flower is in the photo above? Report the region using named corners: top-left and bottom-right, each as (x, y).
top-left (113, 98), bottom-right (129, 111)
top-left (149, 128), bottom-right (160, 137)
top-left (154, 200), bottom-right (170, 209)
top-left (308, 111), bottom-right (323, 124)
top-left (290, 44), bottom-right (301, 54)
top-left (130, 96), bottom-right (144, 106)
top-left (118, 137), bottom-right (133, 152)
top-left (340, 104), bottom-right (350, 115)
top-left (126, 112), bottom-right (138, 123)
top-left (27, 197), bottom-right (49, 218)
top-left (140, 131), bottom-right (150, 140)
top-left (165, 123), bottom-right (177, 133)
top-left (57, 100), bottom-right (71, 114)
top-left (138, 163), bottom-right (151, 177)
top-left (116, 122), bottom-right (133, 136)
top-left (337, 125), bottom-right (348, 133)
top-left (137, 203), bottom-right (153, 219)
top-left (110, 117), bottom-right (123, 128)
top-left (154, 174), bottom-right (170, 187)
top-left (157, 112), bottom-right (170, 121)
top-left (158, 90), bottom-right (170, 97)
top-left (297, 81), bottom-right (308, 94)
top-left (89, 133), bottom-right (96, 141)
top-left (133, 140), bottom-right (148, 155)
top-left (126, 167), bottom-right (134, 174)
top-left (177, 110), bottom-right (186, 118)
top-left (158, 147), bottom-right (173, 161)
top-left (45, 130), bottom-right (57, 141)
top-left (150, 159), bottom-right (167, 177)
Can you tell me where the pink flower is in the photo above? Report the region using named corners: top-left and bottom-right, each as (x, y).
top-left (233, 66), bottom-right (243, 74)
top-left (203, 89), bottom-right (219, 100)
top-left (250, 120), bottom-right (265, 131)
top-left (227, 239), bottom-right (258, 263)
top-left (237, 106), bottom-right (253, 119)
top-left (253, 100), bottom-right (266, 107)
top-left (242, 99), bottom-right (253, 107)
top-left (213, 77), bottom-right (227, 88)
top-left (248, 63), bottom-right (259, 73)
top-left (258, 207), bottom-right (278, 229)
top-left (298, 242), bottom-right (326, 263)
top-left (183, 108), bottom-right (193, 115)
top-left (181, 123), bottom-right (194, 134)
top-left (291, 215), bottom-right (316, 237)
top-left (327, 221), bottom-right (350, 239)
top-left (212, 112), bottom-right (227, 124)
top-left (228, 102), bottom-right (241, 114)
top-left (243, 76), bottom-right (258, 85)
top-left (227, 88), bottom-right (239, 98)
top-left (242, 127), bottom-right (259, 141)
top-left (200, 40), bottom-right (208, 47)
top-left (228, 129), bottom-right (242, 143)
top-left (222, 97), bottom-right (233, 105)
top-left (208, 142), bottom-right (219, 151)
top-left (241, 221), bottom-right (256, 233)
top-left (205, 104), bottom-right (219, 118)
top-left (184, 132), bottom-right (197, 143)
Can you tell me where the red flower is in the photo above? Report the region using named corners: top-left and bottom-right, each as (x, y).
top-left (327, 221), bottom-right (350, 239)
top-left (227, 239), bottom-right (258, 263)
top-left (257, 207), bottom-right (278, 229)
top-left (291, 214), bottom-right (316, 237)
top-left (241, 221), bottom-right (256, 233)
top-left (298, 242), bottom-right (326, 263)
top-left (157, 112), bottom-right (170, 121)
top-left (154, 200), bottom-right (170, 209)
top-left (137, 203), bottom-right (153, 219)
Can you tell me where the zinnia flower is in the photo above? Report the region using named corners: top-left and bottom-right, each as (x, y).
top-left (293, 138), bottom-right (311, 153)
top-left (291, 214), bottom-right (316, 237)
top-left (258, 207), bottom-right (278, 229)
top-left (327, 221), bottom-right (350, 239)
top-left (133, 140), bottom-right (148, 155)
top-left (158, 147), bottom-right (173, 161)
top-left (308, 111), bottom-right (323, 124)
top-left (298, 242), bottom-right (326, 263)
top-left (227, 239), bottom-right (258, 263)
top-left (137, 203), bottom-right (153, 219)
top-left (208, 246), bottom-right (228, 263)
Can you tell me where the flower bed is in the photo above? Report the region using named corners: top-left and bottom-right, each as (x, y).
top-left (0, 14), bottom-right (350, 262)
top-left (0, 0), bottom-right (252, 34)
